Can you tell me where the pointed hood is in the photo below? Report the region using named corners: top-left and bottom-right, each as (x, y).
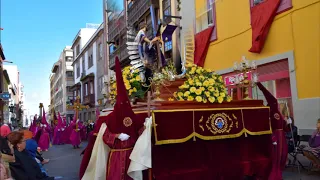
top-left (95, 107), bottom-right (100, 121)
top-left (41, 108), bottom-right (48, 125)
top-left (62, 117), bottom-right (67, 127)
top-left (257, 82), bottom-right (278, 107)
top-left (57, 112), bottom-right (63, 128)
top-left (33, 115), bottom-right (37, 124)
top-left (53, 110), bottom-right (58, 123)
top-left (106, 57), bottom-right (138, 136)
top-left (257, 82), bottom-right (285, 130)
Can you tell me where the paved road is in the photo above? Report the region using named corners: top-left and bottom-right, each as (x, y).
top-left (42, 142), bottom-right (87, 180)
top-left (42, 142), bottom-right (319, 180)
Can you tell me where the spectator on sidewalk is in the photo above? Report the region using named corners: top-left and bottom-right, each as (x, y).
top-left (20, 128), bottom-right (50, 165)
top-left (7, 131), bottom-right (54, 180)
top-left (303, 118), bottom-right (320, 169)
top-left (0, 120), bottom-right (12, 137)
top-left (1, 153), bottom-right (13, 180)
top-left (0, 137), bottom-right (15, 178)
top-left (25, 139), bottom-right (49, 176)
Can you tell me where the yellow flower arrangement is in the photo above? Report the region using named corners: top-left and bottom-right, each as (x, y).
top-left (109, 66), bottom-right (145, 105)
top-left (174, 63), bottom-right (232, 103)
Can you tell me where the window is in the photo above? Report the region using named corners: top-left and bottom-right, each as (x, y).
top-left (85, 83), bottom-right (88, 96)
top-left (98, 43), bottom-right (103, 60)
top-left (163, 0), bottom-right (171, 24)
top-left (76, 45), bottom-right (80, 56)
top-left (88, 54), bottom-right (93, 68)
top-left (82, 56), bottom-right (85, 72)
top-left (65, 56), bottom-right (73, 62)
top-left (66, 71), bottom-right (73, 77)
top-left (250, 0), bottom-right (292, 14)
top-left (128, 0), bottom-right (133, 9)
top-left (76, 63), bottom-right (80, 78)
top-left (196, 0), bottom-right (213, 32)
top-left (253, 0), bottom-right (264, 6)
top-left (109, 44), bottom-right (115, 54)
top-left (164, 41), bottom-right (172, 52)
top-left (195, 0), bottom-right (217, 41)
top-left (90, 81), bottom-right (94, 94)
top-left (98, 76), bottom-right (104, 94)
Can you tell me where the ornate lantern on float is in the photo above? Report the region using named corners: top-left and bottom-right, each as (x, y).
top-left (233, 56), bottom-right (259, 100)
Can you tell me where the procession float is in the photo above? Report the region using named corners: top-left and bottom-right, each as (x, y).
top-left (81, 11), bottom-right (283, 180)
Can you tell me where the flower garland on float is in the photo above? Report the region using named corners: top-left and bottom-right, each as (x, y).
top-left (109, 63), bottom-right (232, 104)
top-left (171, 63), bottom-right (232, 103)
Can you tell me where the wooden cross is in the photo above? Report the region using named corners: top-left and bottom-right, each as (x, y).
top-left (39, 103), bottom-right (43, 117)
top-left (67, 96), bottom-right (89, 121)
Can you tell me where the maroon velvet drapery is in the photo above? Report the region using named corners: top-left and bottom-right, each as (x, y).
top-left (194, 26), bottom-right (214, 67)
top-left (79, 102), bottom-right (273, 180)
top-left (249, 0), bottom-right (281, 53)
top-left (153, 107), bottom-right (271, 144)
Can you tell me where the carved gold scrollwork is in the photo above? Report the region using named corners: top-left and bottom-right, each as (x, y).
top-left (199, 116), bottom-right (205, 131)
top-left (205, 113), bottom-right (234, 135)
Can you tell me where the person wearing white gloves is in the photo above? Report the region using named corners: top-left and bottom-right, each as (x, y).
top-left (117, 133), bottom-right (130, 141)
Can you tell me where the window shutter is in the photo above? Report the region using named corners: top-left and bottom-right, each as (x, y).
top-left (210, 2), bottom-right (217, 41)
top-left (276, 0), bottom-right (292, 14)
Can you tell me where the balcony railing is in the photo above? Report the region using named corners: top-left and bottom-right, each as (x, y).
top-left (127, 0), bottom-right (151, 25)
top-left (109, 44), bottom-right (129, 69)
top-left (83, 94), bottom-right (95, 106)
top-left (108, 11), bottom-right (127, 41)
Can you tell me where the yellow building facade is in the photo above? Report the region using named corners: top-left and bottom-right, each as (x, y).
top-left (180, 0), bottom-right (320, 133)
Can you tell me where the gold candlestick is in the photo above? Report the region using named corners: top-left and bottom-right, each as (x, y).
top-left (233, 56), bottom-right (257, 100)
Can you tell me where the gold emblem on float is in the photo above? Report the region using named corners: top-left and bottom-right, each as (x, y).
top-left (123, 117), bottom-right (133, 127)
top-left (205, 113), bottom-right (233, 135)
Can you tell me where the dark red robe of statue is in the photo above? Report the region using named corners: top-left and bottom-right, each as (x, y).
top-left (257, 82), bottom-right (288, 180)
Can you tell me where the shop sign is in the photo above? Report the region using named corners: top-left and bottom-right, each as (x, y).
top-left (224, 72), bottom-right (252, 86)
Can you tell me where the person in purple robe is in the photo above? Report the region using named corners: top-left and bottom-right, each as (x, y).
top-left (69, 119), bottom-right (82, 149)
top-left (30, 116), bottom-right (38, 137)
top-left (80, 121), bottom-right (87, 141)
top-left (38, 110), bottom-right (51, 151)
top-left (38, 124), bottom-right (50, 151)
top-left (52, 113), bottom-right (64, 145)
top-left (303, 119), bottom-right (320, 169)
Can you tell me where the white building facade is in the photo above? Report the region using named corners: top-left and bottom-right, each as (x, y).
top-left (71, 25), bottom-right (102, 122)
top-left (3, 65), bottom-right (24, 127)
top-left (50, 47), bottom-right (74, 123)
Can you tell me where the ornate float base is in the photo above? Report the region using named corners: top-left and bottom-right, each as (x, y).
top-left (151, 79), bottom-right (185, 101)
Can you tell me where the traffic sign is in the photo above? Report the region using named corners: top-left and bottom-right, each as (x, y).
top-left (0, 92), bottom-right (11, 100)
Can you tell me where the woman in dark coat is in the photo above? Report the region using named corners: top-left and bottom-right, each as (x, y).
top-left (7, 131), bottom-right (54, 180)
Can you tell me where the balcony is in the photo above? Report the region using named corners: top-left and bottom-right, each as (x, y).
top-left (83, 94), bottom-right (95, 106)
top-left (127, 0), bottom-right (159, 26)
top-left (109, 44), bottom-right (130, 69)
top-left (108, 11), bottom-right (127, 41)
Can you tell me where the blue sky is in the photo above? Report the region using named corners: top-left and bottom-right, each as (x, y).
top-left (1, 0), bottom-right (103, 115)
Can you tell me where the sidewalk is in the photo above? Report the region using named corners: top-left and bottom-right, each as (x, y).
top-left (283, 154), bottom-right (320, 179)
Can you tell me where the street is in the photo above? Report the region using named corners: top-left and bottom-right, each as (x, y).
top-left (41, 141), bottom-right (320, 180)
top-left (42, 142), bottom-right (87, 180)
